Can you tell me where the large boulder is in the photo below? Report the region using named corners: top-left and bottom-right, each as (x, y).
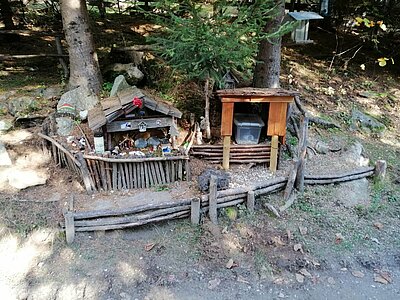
top-left (105, 63), bottom-right (144, 85)
top-left (351, 109), bottom-right (386, 133)
top-left (57, 86), bottom-right (99, 114)
top-left (8, 96), bottom-right (36, 116)
top-left (7, 169), bottom-right (48, 190)
top-left (198, 169), bottom-right (230, 192)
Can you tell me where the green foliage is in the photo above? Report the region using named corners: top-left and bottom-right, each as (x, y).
top-left (147, 0), bottom-right (294, 85)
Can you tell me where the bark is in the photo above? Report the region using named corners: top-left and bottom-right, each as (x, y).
top-left (253, 0), bottom-right (285, 88)
top-left (0, 0), bottom-right (15, 29)
top-left (60, 0), bottom-right (102, 94)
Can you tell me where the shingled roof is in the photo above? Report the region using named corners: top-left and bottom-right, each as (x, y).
top-left (88, 87), bottom-right (182, 130)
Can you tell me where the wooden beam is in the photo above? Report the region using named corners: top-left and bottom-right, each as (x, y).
top-left (222, 136), bottom-right (231, 170)
top-left (267, 102), bottom-right (288, 138)
top-left (221, 102), bottom-right (234, 136)
top-left (221, 96), bottom-right (294, 103)
top-left (270, 135), bottom-right (279, 172)
top-left (209, 175), bottom-right (218, 224)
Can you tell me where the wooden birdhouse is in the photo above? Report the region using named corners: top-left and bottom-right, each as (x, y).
top-left (222, 71), bottom-right (239, 89)
top-left (287, 11), bottom-right (323, 44)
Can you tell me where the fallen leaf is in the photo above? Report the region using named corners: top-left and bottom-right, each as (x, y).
top-left (351, 270), bottom-right (365, 278)
top-left (296, 273), bottom-right (305, 283)
top-left (376, 271), bottom-right (392, 283)
top-left (208, 278), bottom-right (221, 290)
top-left (373, 222), bottom-right (384, 230)
top-left (237, 275), bottom-right (249, 284)
top-left (327, 277), bottom-right (335, 284)
top-left (144, 243), bottom-right (156, 252)
top-left (272, 236), bottom-right (286, 246)
top-left (299, 268), bottom-right (312, 278)
top-left (226, 258), bottom-right (234, 269)
top-left (374, 274), bottom-right (389, 284)
top-left (335, 233), bottom-right (344, 244)
top-left (299, 226), bottom-right (308, 236)
top-left (293, 243), bottom-right (304, 254)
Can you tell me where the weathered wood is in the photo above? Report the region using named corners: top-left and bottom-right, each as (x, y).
top-left (295, 116), bottom-right (308, 192)
top-left (270, 135), bottom-right (279, 172)
top-left (38, 133), bottom-right (81, 167)
top-left (171, 161), bottom-right (175, 182)
top-left (304, 166), bottom-right (374, 180)
top-left (250, 176), bottom-right (287, 190)
top-left (266, 203), bottom-right (281, 218)
top-left (140, 162), bottom-right (145, 188)
top-left (374, 160), bottom-right (387, 181)
top-left (247, 191), bottom-right (255, 212)
top-left (124, 163), bottom-right (131, 189)
top-left (106, 162), bottom-right (112, 190)
top-left (209, 175), bottom-right (218, 224)
top-left (75, 152), bottom-right (95, 194)
top-left (222, 136), bottom-right (231, 170)
top-left (178, 160), bottom-right (183, 180)
top-left (184, 124), bottom-right (197, 155)
top-left (279, 192), bottom-right (296, 213)
top-left (192, 144), bottom-right (271, 149)
top-left (0, 53), bottom-right (69, 60)
top-left (117, 163), bottom-right (122, 189)
top-left (283, 160), bottom-right (300, 200)
top-left (185, 160), bottom-right (191, 181)
top-left (217, 87), bottom-right (298, 98)
top-left (75, 211), bottom-right (189, 232)
top-left (254, 182), bottom-right (286, 197)
top-left (304, 171), bottom-right (374, 185)
top-left (74, 205), bottom-right (191, 227)
top-left (112, 163), bottom-right (117, 190)
top-left (191, 198), bottom-right (201, 225)
top-left (154, 161), bottom-right (162, 185)
top-left (159, 161), bottom-right (166, 184)
top-left (144, 162), bottom-right (150, 188)
top-left (65, 212), bottom-right (75, 244)
top-left (106, 117), bottom-right (173, 133)
top-left (82, 154), bottom-right (189, 163)
top-left (99, 161), bottom-right (108, 190)
top-left (119, 163), bottom-right (127, 189)
top-left (165, 161), bottom-right (171, 183)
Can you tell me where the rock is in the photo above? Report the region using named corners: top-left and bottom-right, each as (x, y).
top-left (0, 102), bottom-right (9, 115)
top-left (8, 169), bottom-right (48, 189)
top-left (79, 110), bottom-right (88, 121)
top-left (351, 109), bottom-right (386, 133)
top-left (0, 142), bottom-right (12, 166)
top-left (42, 85), bottom-right (63, 99)
top-left (314, 141), bottom-right (329, 154)
top-left (56, 116), bottom-right (75, 136)
top-left (110, 75), bottom-right (131, 97)
top-left (57, 86), bottom-right (99, 114)
top-left (8, 96), bottom-right (36, 116)
top-left (0, 119), bottom-right (13, 131)
top-left (106, 63), bottom-right (144, 85)
top-left (198, 168), bottom-right (230, 192)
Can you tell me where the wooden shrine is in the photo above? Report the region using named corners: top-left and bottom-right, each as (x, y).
top-left (87, 86), bottom-right (182, 152)
top-left (216, 88), bottom-right (298, 171)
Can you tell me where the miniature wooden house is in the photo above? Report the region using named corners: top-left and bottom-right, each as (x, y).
top-left (88, 86), bottom-right (182, 155)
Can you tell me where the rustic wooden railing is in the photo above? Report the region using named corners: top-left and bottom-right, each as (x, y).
top-left (39, 133), bottom-right (190, 194)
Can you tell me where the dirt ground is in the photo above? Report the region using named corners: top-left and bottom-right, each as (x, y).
top-left (1, 12), bottom-right (400, 300)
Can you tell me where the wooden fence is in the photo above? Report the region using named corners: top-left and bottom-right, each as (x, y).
top-left (39, 133), bottom-right (190, 194)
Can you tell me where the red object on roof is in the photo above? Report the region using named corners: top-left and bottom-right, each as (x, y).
top-left (133, 97), bottom-right (143, 108)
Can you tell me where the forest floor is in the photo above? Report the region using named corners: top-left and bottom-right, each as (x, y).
top-left (1, 13), bottom-right (400, 300)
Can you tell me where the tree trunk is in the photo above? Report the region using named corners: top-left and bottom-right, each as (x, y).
top-left (0, 0), bottom-right (15, 29)
top-left (204, 76), bottom-right (211, 139)
top-left (253, 0), bottom-right (285, 88)
top-left (60, 0), bottom-right (102, 94)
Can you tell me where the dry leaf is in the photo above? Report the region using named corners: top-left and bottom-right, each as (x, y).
top-left (299, 226), bottom-right (308, 236)
top-left (351, 270), bottom-right (365, 278)
top-left (335, 233), bottom-right (344, 244)
top-left (237, 275), bottom-right (249, 284)
top-left (374, 274), bottom-right (389, 284)
top-left (296, 273), bottom-right (305, 283)
top-left (272, 236), bottom-right (286, 246)
top-left (293, 243), bottom-right (304, 254)
top-left (299, 268), bottom-right (312, 278)
top-left (373, 222), bottom-right (384, 230)
top-left (375, 271), bottom-right (392, 283)
top-left (144, 243), bottom-right (156, 252)
top-left (226, 258), bottom-right (234, 269)
top-left (208, 278), bottom-right (221, 290)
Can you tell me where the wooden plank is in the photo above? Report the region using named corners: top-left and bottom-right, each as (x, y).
top-left (185, 160), bottom-right (191, 181)
top-left (117, 163), bottom-right (122, 190)
top-left (64, 212), bottom-right (75, 244)
top-left (106, 162), bottom-right (112, 190)
top-left (216, 87), bottom-right (298, 97)
top-left (75, 153), bottom-right (95, 194)
top-left (165, 161), bottom-right (171, 183)
top-left (144, 162), bottom-right (150, 188)
top-left (117, 86), bottom-right (144, 106)
top-left (221, 96), bottom-right (294, 103)
top-left (178, 160), bottom-right (183, 180)
top-left (112, 163), bottom-right (117, 190)
top-left (129, 162), bottom-right (135, 189)
top-left (158, 161), bottom-right (166, 184)
top-left (247, 191), bottom-right (255, 212)
top-left (88, 105), bottom-right (107, 130)
top-left (154, 161), bottom-right (162, 184)
top-left (270, 135), bottom-right (279, 172)
top-left (267, 102), bottom-right (288, 138)
top-left (191, 198), bottom-right (201, 225)
top-left (209, 175), bottom-right (218, 224)
top-left (140, 162), bottom-right (145, 188)
top-left (82, 155), bottom-right (189, 163)
top-left (171, 161), bottom-right (175, 182)
top-left (148, 162), bottom-right (155, 186)
top-left (221, 102), bottom-right (234, 136)
top-left (106, 117), bottom-right (172, 133)
top-left (133, 162), bottom-right (138, 188)
top-left (222, 136), bottom-right (231, 170)
top-left (99, 161), bottom-right (108, 191)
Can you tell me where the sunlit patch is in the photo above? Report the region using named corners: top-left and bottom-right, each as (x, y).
top-left (117, 261), bottom-right (147, 285)
top-left (0, 129), bottom-right (33, 144)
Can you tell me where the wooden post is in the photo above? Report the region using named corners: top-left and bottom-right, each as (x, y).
top-left (222, 136), bottom-right (231, 170)
top-left (270, 135), bottom-right (279, 172)
top-left (191, 197), bottom-right (201, 225)
top-left (64, 195), bottom-right (75, 244)
top-left (295, 116), bottom-right (308, 193)
top-left (209, 175), bottom-right (218, 224)
top-left (374, 160), bottom-right (387, 181)
top-left (247, 190), bottom-right (255, 212)
top-left (75, 152), bottom-right (94, 194)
